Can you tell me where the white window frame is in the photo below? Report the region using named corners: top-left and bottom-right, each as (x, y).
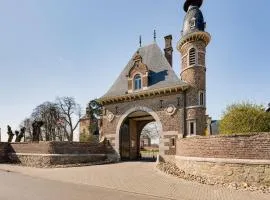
top-left (187, 120), bottom-right (197, 136)
top-left (133, 74), bottom-right (142, 91)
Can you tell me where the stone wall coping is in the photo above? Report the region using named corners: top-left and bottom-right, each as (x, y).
top-left (9, 153), bottom-right (106, 157)
top-left (10, 141), bottom-right (102, 145)
top-left (175, 156), bottom-right (270, 165)
top-left (180, 132), bottom-right (270, 140)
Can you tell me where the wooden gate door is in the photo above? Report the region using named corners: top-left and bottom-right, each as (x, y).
top-left (120, 120), bottom-right (130, 160)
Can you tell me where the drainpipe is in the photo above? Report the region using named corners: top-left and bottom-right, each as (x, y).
top-left (183, 90), bottom-right (187, 138)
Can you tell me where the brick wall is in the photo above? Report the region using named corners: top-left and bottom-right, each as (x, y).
top-left (0, 143), bottom-right (9, 162)
top-left (8, 140), bottom-right (113, 155)
top-left (49, 141), bottom-right (108, 154)
top-left (177, 133), bottom-right (270, 160)
top-left (103, 93), bottom-right (185, 137)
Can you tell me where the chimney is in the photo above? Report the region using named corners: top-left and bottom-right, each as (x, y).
top-left (164, 35), bottom-right (173, 67)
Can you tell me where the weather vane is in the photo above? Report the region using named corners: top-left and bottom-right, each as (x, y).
top-left (154, 30), bottom-right (157, 42)
top-left (139, 35), bottom-right (142, 47)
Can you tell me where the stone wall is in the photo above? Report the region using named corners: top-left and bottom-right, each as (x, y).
top-left (177, 133), bottom-right (270, 160)
top-left (4, 141), bottom-right (115, 167)
top-left (79, 117), bottom-right (91, 137)
top-left (172, 133), bottom-right (270, 187)
top-left (175, 156), bottom-right (270, 187)
top-left (8, 153), bottom-right (107, 168)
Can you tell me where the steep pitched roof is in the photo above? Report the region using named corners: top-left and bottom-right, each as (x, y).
top-left (101, 43), bottom-right (187, 99)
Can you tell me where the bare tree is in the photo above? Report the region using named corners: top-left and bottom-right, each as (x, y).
top-left (32, 102), bottom-right (63, 141)
top-left (20, 118), bottom-right (33, 142)
top-left (56, 97), bottom-right (81, 141)
top-left (20, 97), bottom-right (81, 142)
top-left (141, 122), bottom-right (160, 140)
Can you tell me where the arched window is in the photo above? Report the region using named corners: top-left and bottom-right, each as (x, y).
top-left (199, 91), bottom-right (205, 106)
top-left (189, 48), bottom-right (196, 66)
top-left (134, 74), bottom-right (142, 90)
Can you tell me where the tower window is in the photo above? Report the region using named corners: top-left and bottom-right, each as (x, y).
top-left (134, 74), bottom-right (142, 90)
top-left (170, 137), bottom-right (176, 147)
top-left (190, 122), bottom-right (194, 135)
top-left (199, 91), bottom-right (205, 106)
top-left (188, 121), bottom-right (196, 136)
top-left (189, 48), bottom-right (196, 66)
top-left (190, 18), bottom-right (196, 28)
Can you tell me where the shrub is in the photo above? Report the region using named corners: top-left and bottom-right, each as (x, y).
top-left (220, 102), bottom-right (270, 135)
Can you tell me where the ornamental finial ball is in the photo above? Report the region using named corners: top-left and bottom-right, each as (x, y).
top-left (184, 0), bottom-right (203, 12)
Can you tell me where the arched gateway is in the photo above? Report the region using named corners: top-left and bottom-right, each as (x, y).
top-left (116, 106), bottom-right (162, 160)
top-left (97, 0), bottom-right (211, 162)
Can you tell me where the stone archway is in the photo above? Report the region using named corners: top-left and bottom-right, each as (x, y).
top-left (115, 106), bottom-right (163, 160)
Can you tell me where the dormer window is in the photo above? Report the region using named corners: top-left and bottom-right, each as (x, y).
top-left (190, 18), bottom-right (196, 29)
top-left (127, 52), bottom-right (149, 93)
top-left (134, 74), bottom-right (142, 90)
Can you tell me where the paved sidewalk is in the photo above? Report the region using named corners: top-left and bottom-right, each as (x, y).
top-left (0, 162), bottom-right (269, 200)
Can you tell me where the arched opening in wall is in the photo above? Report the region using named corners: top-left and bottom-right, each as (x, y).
top-left (119, 110), bottom-right (160, 161)
top-left (140, 122), bottom-right (160, 161)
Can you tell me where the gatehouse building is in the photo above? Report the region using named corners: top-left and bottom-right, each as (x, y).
top-left (97, 0), bottom-right (211, 161)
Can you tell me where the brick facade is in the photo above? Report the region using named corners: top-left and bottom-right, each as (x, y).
top-left (100, 34), bottom-right (210, 160)
top-left (178, 40), bottom-right (208, 137)
top-left (9, 141), bottom-right (109, 155)
top-left (102, 92), bottom-right (186, 158)
top-left (97, 1), bottom-right (211, 161)
top-left (172, 133), bottom-right (270, 187)
top-left (176, 133), bottom-right (270, 160)
top-left (0, 143), bottom-right (9, 163)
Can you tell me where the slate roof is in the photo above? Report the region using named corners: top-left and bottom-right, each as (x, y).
top-left (182, 5), bottom-right (205, 36)
top-left (101, 43), bottom-right (188, 99)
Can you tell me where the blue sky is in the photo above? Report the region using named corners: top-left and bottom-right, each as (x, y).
top-left (0, 0), bottom-right (269, 141)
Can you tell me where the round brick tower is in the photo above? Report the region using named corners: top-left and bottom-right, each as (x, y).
top-left (177, 0), bottom-right (211, 136)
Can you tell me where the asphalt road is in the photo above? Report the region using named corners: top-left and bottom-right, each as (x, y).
top-left (0, 171), bottom-right (172, 200)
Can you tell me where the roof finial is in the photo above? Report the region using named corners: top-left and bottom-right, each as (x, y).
top-left (154, 30), bottom-right (157, 42)
top-left (184, 0), bottom-right (203, 12)
top-left (139, 35), bottom-right (142, 47)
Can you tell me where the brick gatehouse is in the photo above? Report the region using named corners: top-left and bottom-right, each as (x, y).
top-left (98, 0), bottom-right (211, 161)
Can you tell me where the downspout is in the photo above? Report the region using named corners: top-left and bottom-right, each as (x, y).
top-left (183, 90), bottom-right (187, 138)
